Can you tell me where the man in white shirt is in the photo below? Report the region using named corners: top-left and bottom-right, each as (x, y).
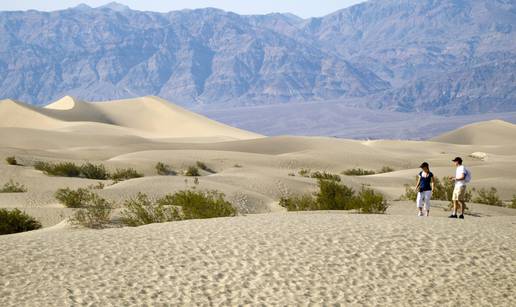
top-left (449, 157), bottom-right (467, 219)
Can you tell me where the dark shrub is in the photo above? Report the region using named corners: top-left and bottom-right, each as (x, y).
top-left (34, 161), bottom-right (81, 177)
top-left (156, 162), bottom-right (176, 176)
top-left (110, 168), bottom-right (143, 182)
top-left (279, 194), bottom-right (318, 211)
top-left (354, 188), bottom-right (389, 214)
top-left (298, 169), bottom-right (310, 177)
top-left (343, 168), bottom-right (376, 176)
top-left (160, 190), bottom-right (236, 220)
top-left (316, 179), bottom-right (355, 210)
top-left (311, 171), bottom-right (341, 182)
top-left (0, 180), bottom-right (27, 193)
top-left (510, 195), bottom-right (516, 209)
top-left (379, 166), bottom-right (395, 173)
top-left (121, 193), bottom-right (181, 226)
top-left (6, 156), bottom-right (17, 165)
top-left (80, 162), bottom-right (109, 180)
top-left (196, 161), bottom-right (215, 173)
top-left (70, 194), bottom-right (113, 228)
top-left (121, 190), bottom-right (236, 226)
top-left (0, 209), bottom-right (42, 235)
top-left (185, 166), bottom-right (200, 177)
top-left (54, 187), bottom-right (94, 208)
top-left (473, 187), bottom-right (503, 206)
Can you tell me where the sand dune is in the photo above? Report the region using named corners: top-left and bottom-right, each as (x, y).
top-left (1, 96), bottom-right (515, 306)
top-left (431, 119), bottom-right (516, 145)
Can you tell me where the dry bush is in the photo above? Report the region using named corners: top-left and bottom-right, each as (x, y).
top-left (473, 187), bottom-right (503, 206)
top-left (185, 166), bottom-right (200, 177)
top-left (0, 180), bottom-right (27, 193)
top-left (343, 168), bottom-right (376, 176)
top-left (0, 209), bottom-right (42, 235)
top-left (5, 156), bottom-right (17, 165)
top-left (110, 168), bottom-right (143, 182)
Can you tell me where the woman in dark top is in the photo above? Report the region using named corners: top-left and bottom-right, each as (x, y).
top-left (415, 162), bottom-right (435, 217)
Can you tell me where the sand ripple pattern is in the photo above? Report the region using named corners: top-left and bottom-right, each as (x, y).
top-left (1, 213), bottom-right (515, 306)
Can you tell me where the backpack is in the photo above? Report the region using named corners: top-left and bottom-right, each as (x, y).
top-left (464, 168), bottom-right (472, 183)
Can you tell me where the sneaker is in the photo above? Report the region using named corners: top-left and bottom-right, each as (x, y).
top-left (418, 212), bottom-right (423, 217)
top-left (448, 214), bottom-right (458, 218)
top-left (459, 214), bottom-right (464, 219)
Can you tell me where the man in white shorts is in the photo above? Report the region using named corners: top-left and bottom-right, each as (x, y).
top-left (449, 157), bottom-right (468, 219)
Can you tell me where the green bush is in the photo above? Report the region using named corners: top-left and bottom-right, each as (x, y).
top-left (0, 180), bottom-right (27, 193)
top-left (156, 162), bottom-right (176, 176)
top-left (353, 187), bottom-right (390, 214)
top-left (279, 194), bottom-right (318, 211)
top-left (316, 179), bottom-right (355, 210)
top-left (310, 171), bottom-right (341, 182)
top-left (510, 195), bottom-right (516, 209)
top-left (343, 168), bottom-right (376, 176)
top-left (34, 161), bottom-right (81, 177)
top-left (54, 187), bottom-right (95, 208)
top-left (280, 180), bottom-right (389, 214)
top-left (298, 169), bottom-right (311, 177)
top-left (185, 166), bottom-right (200, 177)
top-left (473, 188), bottom-right (503, 206)
top-left (6, 156), bottom-right (17, 165)
top-left (110, 168), bottom-right (143, 182)
top-left (196, 161), bottom-right (215, 173)
top-left (121, 193), bottom-right (181, 226)
top-left (0, 208), bottom-right (42, 235)
top-left (401, 176), bottom-right (472, 203)
top-left (160, 190), bottom-right (236, 220)
top-left (121, 190), bottom-right (235, 227)
top-left (80, 162), bottom-right (109, 180)
top-left (379, 166), bottom-right (395, 173)
top-left (70, 194), bottom-right (113, 228)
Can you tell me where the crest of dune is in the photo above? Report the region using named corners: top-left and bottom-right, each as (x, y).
top-left (0, 96), bottom-right (262, 140)
top-left (431, 120), bottom-right (516, 146)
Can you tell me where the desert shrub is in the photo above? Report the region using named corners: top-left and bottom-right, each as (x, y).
top-left (509, 195), bottom-right (516, 209)
top-left (298, 169), bottom-right (311, 177)
top-left (473, 187), bottom-right (503, 206)
top-left (288, 173), bottom-right (295, 177)
top-left (311, 171), bottom-right (341, 182)
top-left (6, 156), bottom-right (17, 165)
top-left (0, 180), bottom-right (27, 193)
top-left (0, 208), bottom-right (42, 235)
top-left (401, 184), bottom-right (418, 201)
top-left (121, 191), bottom-right (236, 227)
top-left (34, 161), bottom-right (81, 177)
top-left (279, 194), bottom-right (318, 211)
top-left (401, 177), bottom-right (472, 203)
top-left (185, 166), bottom-right (200, 177)
top-left (343, 168), bottom-right (376, 176)
top-left (70, 194), bottom-right (113, 228)
top-left (354, 187), bottom-right (390, 214)
top-left (196, 161), bottom-right (215, 173)
top-left (161, 190), bottom-right (236, 220)
top-left (316, 179), bottom-right (355, 210)
top-left (156, 162), bottom-right (176, 176)
top-left (80, 162), bottom-right (109, 180)
top-left (233, 164), bottom-right (243, 168)
top-left (54, 187), bottom-right (95, 208)
top-left (379, 166), bottom-right (395, 173)
top-left (121, 193), bottom-right (179, 226)
top-left (88, 182), bottom-right (105, 190)
top-left (280, 181), bottom-right (388, 214)
top-left (110, 168), bottom-right (143, 182)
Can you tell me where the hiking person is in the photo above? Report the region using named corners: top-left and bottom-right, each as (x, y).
top-left (415, 162), bottom-right (435, 216)
top-left (449, 157), bottom-right (470, 219)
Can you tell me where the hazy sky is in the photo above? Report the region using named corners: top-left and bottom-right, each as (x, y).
top-left (0, 1), bottom-right (367, 18)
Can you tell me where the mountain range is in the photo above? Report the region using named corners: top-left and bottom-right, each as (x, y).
top-left (0, 0), bottom-right (514, 114)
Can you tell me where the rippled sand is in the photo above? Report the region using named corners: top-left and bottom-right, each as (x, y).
top-left (1, 212), bottom-right (515, 306)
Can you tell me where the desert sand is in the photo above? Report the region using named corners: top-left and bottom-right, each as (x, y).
top-left (1, 96), bottom-right (515, 306)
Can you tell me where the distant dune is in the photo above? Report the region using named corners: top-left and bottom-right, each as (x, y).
top-left (431, 120), bottom-right (516, 145)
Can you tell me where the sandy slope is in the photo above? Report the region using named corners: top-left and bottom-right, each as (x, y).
top-left (1, 96), bottom-right (515, 306)
top-left (1, 211), bottom-right (515, 306)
